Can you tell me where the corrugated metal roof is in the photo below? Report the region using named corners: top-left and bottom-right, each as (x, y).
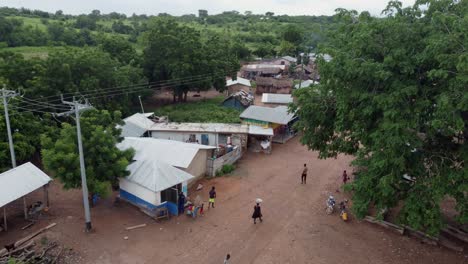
top-left (117, 137), bottom-right (215, 169)
top-left (282, 56), bottom-right (297, 63)
top-left (0, 162), bottom-right (52, 207)
top-left (226, 77), bottom-right (251, 87)
top-left (150, 123), bottom-right (249, 134)
top-left (240, 106), bottom-right (295, 125)
top-left (261, 93), bottom-right (293, 104)
top-left (223, 90), bottom-right (254, 107)
top-left (123, 160), bottom-right (194, 193)
top-left (118, 113), bottom-right (155, 137)
top-left (248, 125), bottom-right (274, 136)
top-left (295, 80), bottom-right (316, 89)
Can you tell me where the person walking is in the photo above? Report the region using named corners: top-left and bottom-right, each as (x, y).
top-left (224, 254), bottom-right (231, 264)
top-left (342, 170), bottom-right (349, 185)
top-left (178, 191), bottom-right (186, 215)
top-left (208, 186), bottom-right (216, 208)
top-left (301, 164), bottom-right (308, 184)
top-left (252, 202), bottom-right (263, 224)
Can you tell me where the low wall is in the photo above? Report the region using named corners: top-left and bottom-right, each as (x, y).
top-left (206, 147), bottom-right (242, 177)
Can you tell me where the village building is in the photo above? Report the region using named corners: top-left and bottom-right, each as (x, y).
top-left (261, 93), bottom-right (293, 106)
top-left (241, 64), bottom-right (286, 79)
top-left (255, 77), bottom-right (293, 95)
top-left (240, 105), bottom-right (297, 143)
top-left (119, 159), bottom-right (194, 216)
top-left (118, 113), bottom-right (155, 137)
top-left (117, 137), bottom-right (216, 181)
top-left (226, 77), bottom-right (252, 95)
top-left (222, 90), bottom-right (254, 111)
top-left (0, 162), bottom-right (52, 231)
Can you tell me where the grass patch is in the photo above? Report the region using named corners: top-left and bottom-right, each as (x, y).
top-left (0, 46), bottom-right (60, 59)
top-left (152, 96), bottom-right (241, 123)
top-left (11, 16), bottom-right (48, 31)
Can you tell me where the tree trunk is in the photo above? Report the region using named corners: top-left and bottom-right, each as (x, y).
top-left (183, 91), bottom-right (188, 102)
top-left (173, 91), bottom-right (176, 103)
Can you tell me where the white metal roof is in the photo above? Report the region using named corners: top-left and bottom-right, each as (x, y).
top-left (150, 123), bottom-right (249, 134)
top-left (226, 77), bottom-right (251, 87)
top-left (118, 113), bottom-right (155, 137)
top-left (295, 80), bottom-right (316, 89)
top-left (261, 93), bottom-right (293, 104)
top-left (0, 162), bottom-right (52, 208)
top-left (281, 56), bottom-right (297, 63)
top-left (117, 137), bottom-right (215, 169)
top-left (248, 125), bottom-right (274, 136)
top-left (123, 160), bottom-right (194, 193)
top-left (244, 64), bottom-right (286, 70)
top-left (240, 106), bottom-right (295, 125)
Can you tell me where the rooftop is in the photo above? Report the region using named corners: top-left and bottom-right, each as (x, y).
top-left (117, 137), bottom-right (215, 169)
top-left (150, 122), bottom-right (250, 134)
top-left (295, 80), bottom-right (317, 89)
top-left (0, 162), bottom-right (52, 208)
top-left (261, 93), bottom-right (293, 104)
top-left (123, 159), bottom-right (194, 193)
top-left (240, 106), bottom-right (296, 125)
top-left (226, 77), bottom-right (251, 87)
top-left (118, 113), bottom-right (155, 137)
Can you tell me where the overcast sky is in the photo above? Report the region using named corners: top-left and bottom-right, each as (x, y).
top-left (1, 0), bottom-right (416, 16)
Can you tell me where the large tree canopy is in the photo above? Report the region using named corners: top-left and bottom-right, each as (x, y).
top-left (41, 110), bottom-right (134, 198)
top-left (292, 0), bottom-right (467, 234)
top-left (142, 18), bottom-right (240, 102)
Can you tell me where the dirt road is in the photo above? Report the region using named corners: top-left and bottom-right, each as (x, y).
top-left (1, 137), bottom-right (465, 263)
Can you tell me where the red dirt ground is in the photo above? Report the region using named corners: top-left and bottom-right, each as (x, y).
top-left (1, 138), bottom-right (466, 263)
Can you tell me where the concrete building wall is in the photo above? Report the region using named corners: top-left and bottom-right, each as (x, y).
top-left (151, 131), bottom-right (217, 146)
top-left (119, 178), bottom-right (161, 206)
top-left (183, 149), bottom-right (211, 184)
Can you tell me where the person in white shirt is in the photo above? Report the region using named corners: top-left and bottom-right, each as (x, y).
top-left (224, 254), bottom-right (231, 264)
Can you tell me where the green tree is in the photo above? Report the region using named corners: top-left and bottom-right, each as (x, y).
top-left (99, 35), bottom-right (138, 64)
top-left (143, 18), bottom-right (239, 102)
top-left (292, 0), bottom-right (467, 235)
top-left (41, 110), bottom-right (134, 198)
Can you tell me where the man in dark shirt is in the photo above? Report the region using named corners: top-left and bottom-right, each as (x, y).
top-left (301, 164), bottom-right (308, 184)
top-left (209, 186), bottom-right (216, 208)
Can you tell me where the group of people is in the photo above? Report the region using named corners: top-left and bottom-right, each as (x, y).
top-left (178, 186), bottom-right (217, 218)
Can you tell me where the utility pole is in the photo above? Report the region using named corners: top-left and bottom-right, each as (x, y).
top-left (138, 95), bottom-right (145, 114)
top-left (56, 97), bottom-right (93, 232)
top-left (2, 86), bottom-right (29, 222)
top-left (298, 55), bottom-right (304, 89)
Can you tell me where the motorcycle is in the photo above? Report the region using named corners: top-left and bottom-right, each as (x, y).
top-left (326, 196), bottom-right (336, 215)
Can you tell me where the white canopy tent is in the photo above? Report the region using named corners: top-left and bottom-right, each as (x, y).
top-left (0, 162), bottom-right (52, 231)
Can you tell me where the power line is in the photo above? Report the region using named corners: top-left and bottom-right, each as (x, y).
top-left (21, 68), bottom-right (238, 104)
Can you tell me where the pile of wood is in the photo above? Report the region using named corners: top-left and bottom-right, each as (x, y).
top-left (0, 241), bottom-right (62, 264)
top-left (0, 223), bottom-right (61, 264)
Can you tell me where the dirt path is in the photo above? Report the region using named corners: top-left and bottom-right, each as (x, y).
top-left (1, 138), bottom-right (465, 263)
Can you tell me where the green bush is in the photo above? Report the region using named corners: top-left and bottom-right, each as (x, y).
top-left (216, 164), bottom-right (236, 176)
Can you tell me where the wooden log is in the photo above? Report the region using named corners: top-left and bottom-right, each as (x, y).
top-left (0, 223), bottom-right (57, 256)
top-left (438, 237), bottom-right (464, 252)
top-left (21, 222), bottom-right (35, 230)
top-left (403, 226), bottom-right (439, 246)
top-left (0, 240), bottom-right (35, 258)
top-left (364, 216), bottom-right (405, 235)
top-left (442, 225), bottom-right (468, 244)
top-left (125, 224), bottom-right (147, 231)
